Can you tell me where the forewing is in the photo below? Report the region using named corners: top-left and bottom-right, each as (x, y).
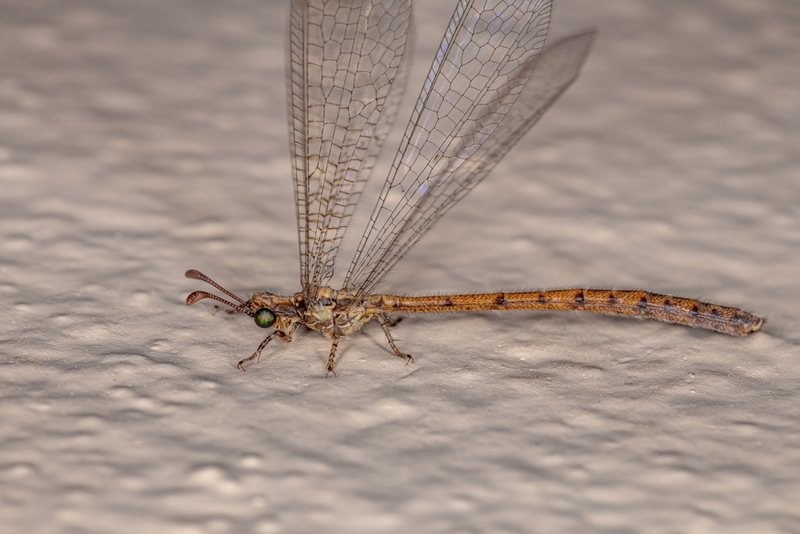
top-left (286, 0), bottom-right (412, 292)
top-left (346, 0), bottom-right (588, 294)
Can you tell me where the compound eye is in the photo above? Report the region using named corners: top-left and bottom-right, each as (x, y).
top-left (254, 308), bottom-right (276, 328)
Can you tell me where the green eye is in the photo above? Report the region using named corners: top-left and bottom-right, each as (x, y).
top-left (254, 308), bottom-right (276, 328)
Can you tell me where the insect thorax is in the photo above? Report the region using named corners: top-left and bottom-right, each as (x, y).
top-left (251, 287), bottom-right (372, 338)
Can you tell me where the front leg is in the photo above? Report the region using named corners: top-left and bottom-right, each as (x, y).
top-left (378, 314), bottom-right (414, 365)
top-left (237, 329), bottom-right (292, 371)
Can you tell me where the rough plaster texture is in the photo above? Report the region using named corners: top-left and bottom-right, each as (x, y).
top-left (1, 0), bottom-right (798, 532)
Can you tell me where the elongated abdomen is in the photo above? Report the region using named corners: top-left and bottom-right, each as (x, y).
top-left (371, 289), bottom-right (763, 336)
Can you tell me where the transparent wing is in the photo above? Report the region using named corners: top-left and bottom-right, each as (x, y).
top-left (286, 0), bottom-right (413, 293)
top-left (346, 0), bottom-right (592, 294)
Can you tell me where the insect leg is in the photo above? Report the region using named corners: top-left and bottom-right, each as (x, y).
top-left (325, 333), bottom-right (340, 378)
top-left (379, 314), bottom-right (414, 365)
top-left (237, 330), bottom-right (291, 371)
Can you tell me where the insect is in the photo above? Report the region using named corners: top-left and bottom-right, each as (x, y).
top-left (186, 0), bottom-right (763, 376)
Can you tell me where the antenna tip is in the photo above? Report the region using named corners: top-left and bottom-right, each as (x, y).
top-left (186, 291), bottom-right (205, 305)
top-left (185, 269), bottom-right (203, 279)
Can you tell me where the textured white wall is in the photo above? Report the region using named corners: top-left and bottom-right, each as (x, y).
top-left (1, 0), bottom-right (797, 532)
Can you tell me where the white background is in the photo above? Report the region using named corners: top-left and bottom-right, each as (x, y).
top-left (1, 0), bottom-right (798, 532)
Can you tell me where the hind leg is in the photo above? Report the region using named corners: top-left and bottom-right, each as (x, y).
top-left (378, 314), bottom-right (414, 365)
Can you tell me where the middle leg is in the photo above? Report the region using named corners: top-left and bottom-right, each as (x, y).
top-left (326, 333), bottom-right (340, 377)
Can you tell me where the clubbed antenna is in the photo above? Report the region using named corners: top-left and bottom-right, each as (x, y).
top-left (185, 270), bottom-right (252, 315)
